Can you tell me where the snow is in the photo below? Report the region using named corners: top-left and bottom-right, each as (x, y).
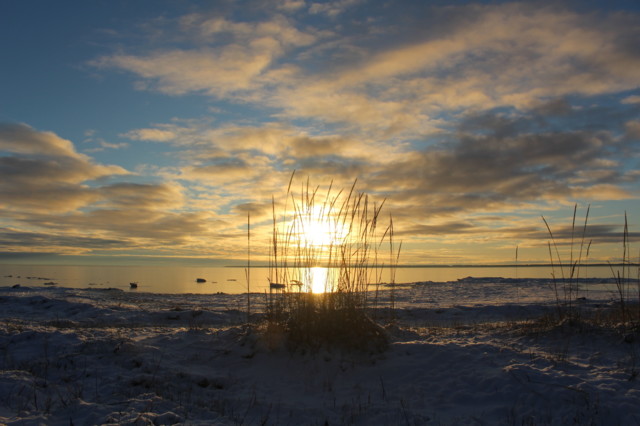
top-left (0, 278), bottom-right (639, 425)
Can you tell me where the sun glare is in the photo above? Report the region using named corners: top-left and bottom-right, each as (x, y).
top-left (299, 205), bottom-right (345, 249)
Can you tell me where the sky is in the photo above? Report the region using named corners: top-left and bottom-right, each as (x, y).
top-left (0, 0), bottom-right (639, 266)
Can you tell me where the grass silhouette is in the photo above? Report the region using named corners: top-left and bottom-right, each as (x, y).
top-left (257, 173), bottom-right (397, 353)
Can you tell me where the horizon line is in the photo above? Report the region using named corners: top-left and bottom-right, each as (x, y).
top-left (226, 263), bottom-right (640, 268)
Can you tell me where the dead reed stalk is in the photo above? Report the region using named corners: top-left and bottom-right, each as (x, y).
top-left (542, 204), bottom-right (592, 322)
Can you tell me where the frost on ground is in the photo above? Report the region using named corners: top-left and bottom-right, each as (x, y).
top-left (0, 279), bottom-right (639, 425)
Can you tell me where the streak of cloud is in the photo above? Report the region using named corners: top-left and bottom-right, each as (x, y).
top-left (0, 123), bottom-right (129, 213)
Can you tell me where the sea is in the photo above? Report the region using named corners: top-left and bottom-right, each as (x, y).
top-left (0, 263), bottom-right (632, 295)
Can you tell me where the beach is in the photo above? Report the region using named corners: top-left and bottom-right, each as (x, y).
top-left (1, 278), bottom-right (639, 425)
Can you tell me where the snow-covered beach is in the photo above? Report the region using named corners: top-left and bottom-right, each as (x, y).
top-left (1, 278), bottom-right (639, 425)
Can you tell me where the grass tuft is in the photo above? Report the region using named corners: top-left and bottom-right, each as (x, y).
top-left (542, 204), bottom-right (591, 322)
top-left (259, 173), bottom-right (396, 353)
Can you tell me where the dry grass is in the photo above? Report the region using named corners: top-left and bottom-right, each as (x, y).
top-left (542, 204), bottom-right (592, 322)
top-left (543, 206), bottom-right (640, 332)
top-left (258, 173), bottom-right (397, 353)
top-left (608, 212), bottom-right (640, 327)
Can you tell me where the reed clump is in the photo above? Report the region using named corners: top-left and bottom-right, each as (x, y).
top-left (543, 206), bottom-right (640, 331)
top-left (542, 204), bottom-right (592, 322)
top-left (607, 212), bottom-right (640, 331)
top-left (260, 174), bottom-right (398, 353)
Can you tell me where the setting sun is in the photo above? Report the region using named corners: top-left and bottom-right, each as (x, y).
top-left (297, 205), bottom-right (346, 249)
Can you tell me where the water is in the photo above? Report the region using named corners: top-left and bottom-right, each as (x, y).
top-left (0, 263), bottom-right (632, 294)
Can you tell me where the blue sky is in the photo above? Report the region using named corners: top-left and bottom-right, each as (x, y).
top-left (0, 0), bottom-right (639, 265)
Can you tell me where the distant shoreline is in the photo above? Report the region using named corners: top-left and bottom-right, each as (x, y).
top-left (225, 263), bottom-right (640, 268)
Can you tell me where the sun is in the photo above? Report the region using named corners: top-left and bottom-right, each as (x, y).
top-left (298, 204), bottom-right (345, 249)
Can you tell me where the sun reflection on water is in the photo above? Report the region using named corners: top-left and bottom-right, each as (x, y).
top-left (298, 266), bottom-right (335, 294)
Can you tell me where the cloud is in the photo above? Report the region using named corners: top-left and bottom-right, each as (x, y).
top-left (396, 3), bottom-right (637, 94)
top-left (288, 135), bottom-right (360, 158)
top-left (367, 113), bottom-right (638, 225)
top-left (395, 221), bottom-right (479, 238)
top-left (117, 99), bottom-right (638, 238)
top-left (184, 14), bottom-right (317, 47)
top-left (0, 123), bottom-right (129, 213)
top-left (93, 15), bottom-right (317, 97)
top-left (9, 208), bottom-right (224, 256)
top-left (180, 155), bottom-right (262, 184)
top-left (517, 222), bottom-right (640, 246)
top-left (98, 141), bottom-right (128, 150)
top-left (0, 122), bottom-right (89, 159)
top-left (97, 182), bottom-right (185, 209)
top-left (97, 47), bottom-right (273, 96)
top-left (119, 121), bottom-right (403, 192)
top-left (279, 3), bottom-right (640, 133)
top-left (46, 210), bottom-right (210, 244)
top-left (0, 123), bottom-right (127, 178)
top-left (124, 121), bottom-right (403, 164)
top-left (73, 3), bottom-right (640, 262)
top-left (309, 0), bottom-right (361, 17)
top-left (0, 123), bottom-right (235, 256)
top-left (91, 4), bottom-right (639, 135)
top-left (199, 125), bottom-right (294, 154)
top-left (277, 0), bottom-right (306, 12)
top-left (122, 128), bottom-right (178, 142)
top-left (626, 121), bottom-right (640, 139)
top-left (0, 228), bottom-right (124, 252)
top-left (0, 178), bottom-right (98, 213)
top-left (84, 140), bottom-right (129, 153)
top-left (233, 201), bottom-right (271, 215)
top-left (622, 95), bottom-right (640, 105)
top-left (2, 183), bottom-right (229, 256)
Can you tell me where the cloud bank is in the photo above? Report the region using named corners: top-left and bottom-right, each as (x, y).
top-left (2, 1), bottom-right (640, 263)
